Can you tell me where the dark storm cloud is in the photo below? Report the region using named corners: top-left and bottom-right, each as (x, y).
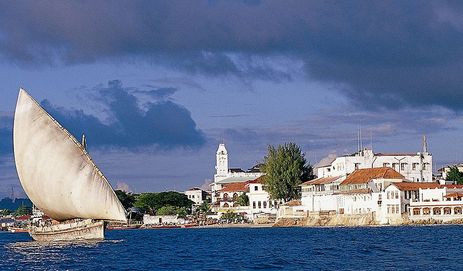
top-left (0, 116), bottom-right (13, 159)
top-left (1, 1), bottom-right (463, 109)
top-left (41, 80), bottom-right (206, 149)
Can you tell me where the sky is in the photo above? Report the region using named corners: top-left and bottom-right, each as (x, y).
top-left (2, 1), bottom-right (463, 198)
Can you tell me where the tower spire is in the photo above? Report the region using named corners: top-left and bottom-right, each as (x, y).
top-left (422, 135), bottom-right (428, 153)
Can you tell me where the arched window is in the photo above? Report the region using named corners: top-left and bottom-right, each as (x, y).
top-left (444, 207), bottom-right (452, 215)
top-left (223, 193), bottom-right (228, 200)
top-left (233, 193), bottom-right (238, 201)
top-left (433, 207), bottom-right (441, 215)
top-left (263, 201), bottom-right (267, 208)
top-left (223, 203), bottom-right (229, 208)
top-left (258, 201), bottom-right (262, 209)
top-left (423, 208), bottom-right (430, 215)
top-left (455, 207), bottom-right (462, 214)
top-left (413, 208), bottom-right (421, 215)
top-left (253, 201), bottom-right (256, 209)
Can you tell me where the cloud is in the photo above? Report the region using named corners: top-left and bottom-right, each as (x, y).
top-left (41, 80), bottom-right (206, 150)
top-left (0, 116), bottom-right (13, 160)
top-left (3, 2), bottom-right (463, 110)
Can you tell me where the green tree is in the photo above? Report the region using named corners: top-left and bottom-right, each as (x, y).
top-left (156, 205), bottom-right (188, 218)
top-left (134, 191), bottom-right (194, 214)
top-left (446, 166), bottom-right (463, 184)
top-left (115, 190), bottom-right (136, 210)
top-left (14, 205), bottom-right (32, 217)
top-left (236, 194), bottom-right (249, 207)
top-left (0, 209), bottom-right (11, 216)
top-left (198, 201), bottom-right (210, 214)
top-left (262, 142), bottom-right (313, 201)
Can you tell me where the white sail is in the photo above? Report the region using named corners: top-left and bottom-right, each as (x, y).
top-left (13, 89), bottom-right (127, 222)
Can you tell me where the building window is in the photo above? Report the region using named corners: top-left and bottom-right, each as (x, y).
top-left (263, 201), bottom-right (267, 208)
top-left (455, 207), bottom-right (462, 214)
top-left (413, 208), bottom-right (420, 215)
top-left (233, 193), bottom-right (238, 201)
top-left (223, 193), bottom-right (228, 200)
top-left (383, 163), bottom-right (390, 168)
top-left (433, 208), bottom-right (441, 215)
top-left (258, 201), bottom-right (262, 209)
top-left (395, 191), bottom-right (399, 199)
top-left (423, 208), bottom-right (430, 215)
top-left (354, 163), bottom-right (361, 170)
top-left (444, 207), bottom-right (452, 215)
top-left (401, 163), bottom-right (407, 171)
top-left (392, 163), bottom-right (398, 170)
top-left (253, 201), bottom-right (256, 209)
top-left (223, 203), bottom-right (229, 208)
top-left (412, 163), bottom-right (419, 170)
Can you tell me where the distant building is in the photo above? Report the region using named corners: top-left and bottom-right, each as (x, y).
top-left (437, 164), bottom-right (463, 180)
top-left (211, 143), bottom-right (264, 204)
top-left (184, 187), bottom-right (208, 206)
top-left (316, 136), bottom-right (432, 182)
top-left (143, 214), bottom-right (186, 225)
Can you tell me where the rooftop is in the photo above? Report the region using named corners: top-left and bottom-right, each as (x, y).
top-left (220, 182), bottom-right (248, 192)
top-left (301, 176), bottom-right (341, 186)
top-left (391, 182), bottom-right (440, 191)
top-left (341, 167), bottom-right (404, 185)
top-left (216, 176), bottom-right (259, 184)
top-left (247, 175), bottom-right (266, 184)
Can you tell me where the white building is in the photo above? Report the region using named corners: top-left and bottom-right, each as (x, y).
top-left (437, 164), bottom-right (463, 180)
top-left (143, 214), bottom-right (186, 225)
top-left (211, 143), bottom-right (264, 204)
top-left (316, 137), bottom-right (432, 182)
top-left (247, 177), bottom-right (280, 219)
top-left (184, 187), bottom-right (208, 206)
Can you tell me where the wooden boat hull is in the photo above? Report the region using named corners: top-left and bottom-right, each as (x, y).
top-left (29, 219), bottom-right (105, 242)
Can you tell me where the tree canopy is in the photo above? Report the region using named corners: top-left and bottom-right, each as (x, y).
top-left (115, 190), bottom-right (136, 210)
top-left (261, 142), bottom-right (313, 201)
top-left (236, 194), bottom-right (249, 207)
top-left (14, 205), bottom-right (32, 217)
top-left (446, 166), bottom-right (463, 184)
top-left (134, 191), bottom-right (194, 214)
top-left (156, 205), bottom-right (188, 218)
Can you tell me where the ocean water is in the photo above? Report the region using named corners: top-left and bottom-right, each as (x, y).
top-left (0, 225), bottom-right (462, 271)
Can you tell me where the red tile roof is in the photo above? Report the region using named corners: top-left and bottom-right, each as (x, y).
top-left (220, 182), bottom-right (248, 192)
top-left (247, 175), bottom-right (266, 184)
top-left (444, 192), bottom-right (463, 198)
top-left (442, 184), bottom-right (463, 189)
top-left (392, 182), bottom-right (440, 191)
top-left (341, 167), bottom-right (404, 185)
top-left (301, 176), bottom-right (340, 186)
top-left (283, 200), bottom-right (301, 206)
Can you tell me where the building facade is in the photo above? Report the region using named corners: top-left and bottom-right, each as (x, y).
top-left (211, 143), bottom-right (264, 204)
top-left (316, 137), bottom-right (432, 182)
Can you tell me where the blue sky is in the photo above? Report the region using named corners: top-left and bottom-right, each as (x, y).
top-left (2, 1), bottom-right (463, 197)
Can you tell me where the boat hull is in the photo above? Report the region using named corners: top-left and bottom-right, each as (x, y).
top-left (29, 219), bottom-right (105, 242)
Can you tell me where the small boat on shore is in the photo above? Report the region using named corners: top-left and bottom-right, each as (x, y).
top-left (13, 89), bottom-right (127, 241)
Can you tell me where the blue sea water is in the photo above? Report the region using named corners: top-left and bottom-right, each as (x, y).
top-left (0, 226), bottom-right (462, 270)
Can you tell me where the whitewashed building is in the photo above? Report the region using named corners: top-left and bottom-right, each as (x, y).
top-left (211, 143), bottom-right (264, 204)
top-left (316, 137), bottom-right (432, 182)
top-left (184, 187), bottom-right (208, 206)
top-left (247, 177), bottom-right (280, 219)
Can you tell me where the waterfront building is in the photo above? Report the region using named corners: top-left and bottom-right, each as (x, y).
top-left (143, 214), bottom-right (186, 225)
top-left (316, 137), bottom-right (432, 182)
top-left (408, 184), bottom-right (463, 222)
top-left (211, 143), bottom-right (264, 204)
top-left (184, 187), bottom-right (209, 206)
top-left (247, 176), bottom-right (280, 219)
